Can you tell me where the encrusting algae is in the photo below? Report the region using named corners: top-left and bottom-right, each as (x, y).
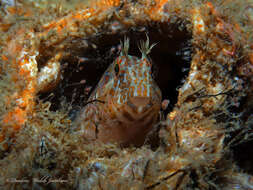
top-left (0, 0), bottom-right (253, 189)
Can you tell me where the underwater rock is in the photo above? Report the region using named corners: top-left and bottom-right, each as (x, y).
top-left (0, 0), bottom-right (252, 189)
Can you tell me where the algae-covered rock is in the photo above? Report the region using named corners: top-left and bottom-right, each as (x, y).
top-left (0, 0), bottom-right (252, 189)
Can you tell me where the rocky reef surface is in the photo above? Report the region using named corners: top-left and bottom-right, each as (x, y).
top-left (0, 0), bottom-right (252, 189)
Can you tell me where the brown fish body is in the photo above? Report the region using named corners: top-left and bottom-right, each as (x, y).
top-left (74, 38), bottom-right (162, 146)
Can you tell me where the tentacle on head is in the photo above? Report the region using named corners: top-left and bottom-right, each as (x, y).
top-left (120, 36), bottom-right (130, 56)
top-left (138, 35), bottom-right (157, 58)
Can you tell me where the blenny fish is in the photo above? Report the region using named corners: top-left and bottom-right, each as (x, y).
top-left (74, 37), bottom-right (162, 146)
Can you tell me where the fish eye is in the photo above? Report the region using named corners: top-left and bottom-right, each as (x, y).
top-left (114, 63), bottom-right (119, 75)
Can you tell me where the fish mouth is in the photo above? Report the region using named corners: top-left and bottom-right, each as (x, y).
top-left (126, 96), bottom-right (156, 113)
top-left (110, 97), bottom-right (161, 126)
top-left (100, 100), bottom-right (161, 146)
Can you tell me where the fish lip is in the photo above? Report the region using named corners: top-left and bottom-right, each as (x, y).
top-left (126, 97), bottom-right (154, 109)
top-left (113, 101), bottom-right (160, 124)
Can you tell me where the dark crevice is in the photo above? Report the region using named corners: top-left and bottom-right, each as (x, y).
top-left (232, 140), bottom-right (253, 174)
top-left (39, 22), bottom-right (192, 120)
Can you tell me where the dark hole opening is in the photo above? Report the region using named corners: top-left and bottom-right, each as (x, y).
top-left (39, 22), bottom-right (192, 121)
top-left (38, 22), bottom-right (191, 148)
top-left (232, 140), bottom-right (253, 174)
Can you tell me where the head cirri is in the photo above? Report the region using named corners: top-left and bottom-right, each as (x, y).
top-left (75, 37), bottom-right (162, 146)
